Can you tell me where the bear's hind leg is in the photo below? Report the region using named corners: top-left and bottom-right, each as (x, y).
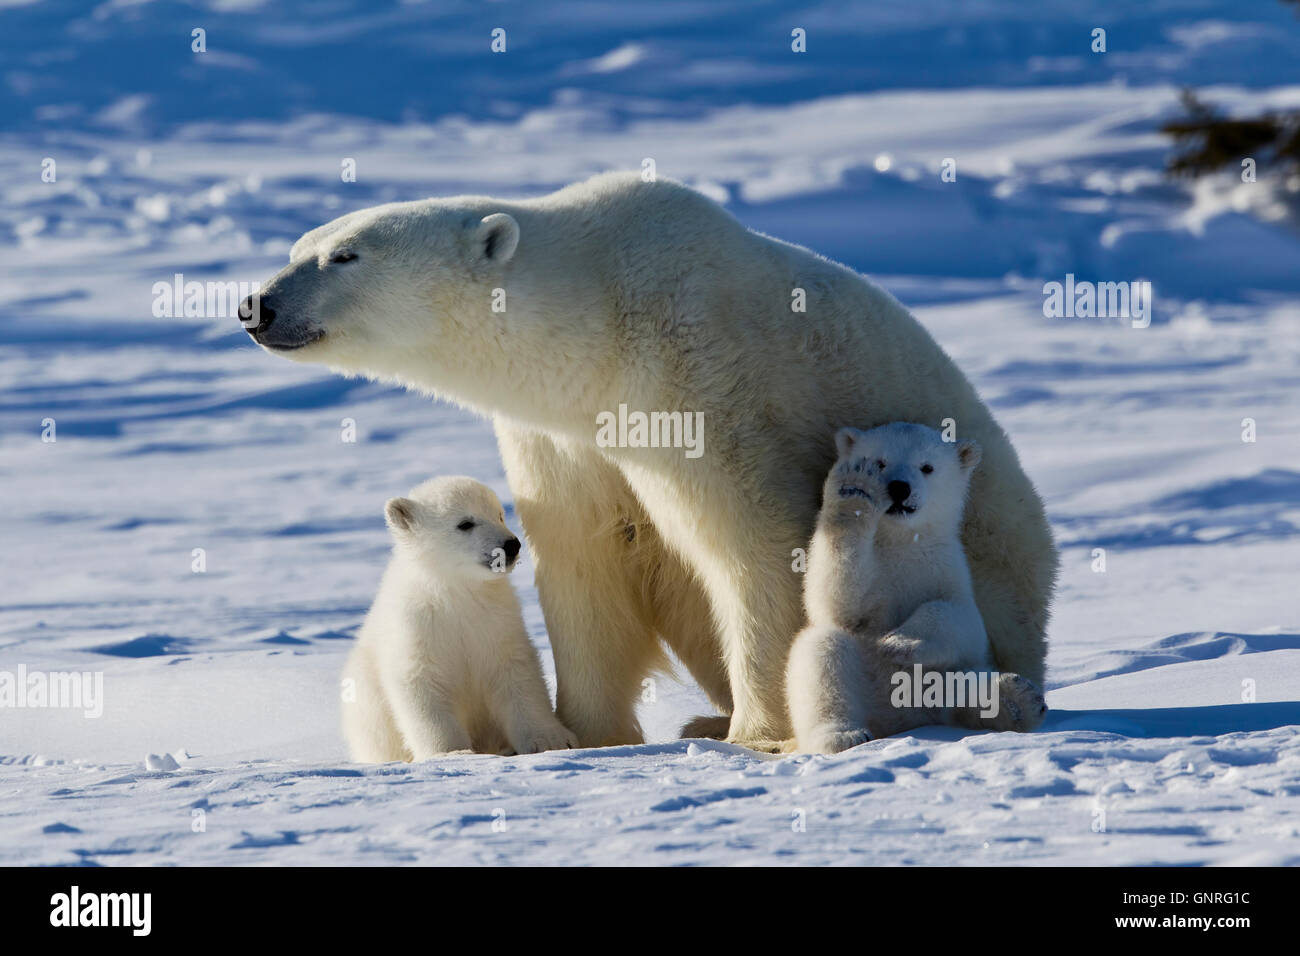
top-left (341, 645), bottom-right (410, 763)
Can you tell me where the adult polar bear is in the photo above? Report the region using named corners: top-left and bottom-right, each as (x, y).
top-left (242, 172), bottom-right (1058, 748)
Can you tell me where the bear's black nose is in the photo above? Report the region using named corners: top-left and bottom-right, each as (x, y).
top-left (887, 480), bottom-right (911, 503)
top-left (503, 537), bottom-right (521, 560)
top-left (239, 293), bottom-right (276, 334)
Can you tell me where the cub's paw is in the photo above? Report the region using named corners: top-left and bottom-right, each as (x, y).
top-left (802, 727), bottom-right (871, 754)
top-left (992, 673), bottom-right (1048, 732)
top-left (680, 714), bottom-right (732, 740)
top-left (836, 483), bottom-right (874, 502)
top-left (830, 476), bottom-right (877, 516)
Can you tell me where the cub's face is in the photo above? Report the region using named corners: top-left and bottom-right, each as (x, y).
top-left (384, 477), bottom-right (522, 581)
top-left (831, 423), bottom-right (980, 535)
top-left (239, 201), bottom-right (520, 379)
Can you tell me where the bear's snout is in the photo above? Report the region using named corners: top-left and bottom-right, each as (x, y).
top-left (240, 291), bottom-right (324, 351)
top-left (887, 480), bottom-right (911, 504)
top-left (503, 537), bottom-right (521, 561)
top-left (239, 293), bottom-right (276, 334)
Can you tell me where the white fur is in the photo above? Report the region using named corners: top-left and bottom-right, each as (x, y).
top-left (341, 476), bottom-right (577, 761)
top-left (787, 424), bottom-right (1046, 753)
top-left (253, 173), bottom-right (1058, 748)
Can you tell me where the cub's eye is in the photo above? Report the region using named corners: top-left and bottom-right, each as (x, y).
top-left (920, 464), bottom-right (934, 475)
top-left (456, 520), bottom-right (475, 532)
top-left (875, 459), bottom-right (886, 470)
top-left (329, 250), bottom-right (358, 264)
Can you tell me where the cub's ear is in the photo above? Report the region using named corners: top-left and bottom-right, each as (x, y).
top-left (473, 213), bottom-right (519, 264)
top-left (834, 427), bottom-right (862, 459)
top-left (384, 497), bottom-right (416, 534)
top-left (956, 439), bottom-right (982, 471)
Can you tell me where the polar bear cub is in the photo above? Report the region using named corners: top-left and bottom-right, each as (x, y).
top-left (341, 476), bottom-right (578, 761)
top-left (787, 424), bottom-right (1047, 754)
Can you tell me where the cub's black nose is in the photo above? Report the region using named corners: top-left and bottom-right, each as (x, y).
top-left (887, 480), bottom-right (911, 503)
top-left (239, 293), bottom-right (276, 333)
top-left (503, 537), bottom-right (521, 560)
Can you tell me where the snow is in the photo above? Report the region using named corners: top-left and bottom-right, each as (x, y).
top-left (1, 0), bottom-right (1298, 866)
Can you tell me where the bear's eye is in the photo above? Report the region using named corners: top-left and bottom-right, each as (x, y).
top-left (875, 459), bottom-right (886, 470)
top-left (329, 250), bottom-right (358, 264)
top-left (920, 464), bottom-right (933, 475)
top-left (456, 519), bottom-right (475, 532)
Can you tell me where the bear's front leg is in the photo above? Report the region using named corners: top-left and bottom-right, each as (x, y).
top-left (533, 532), bottom-right (659, 747)
top-left (382, 677), bottom-right (473, 760)
top-left (487, 637), bottom-right (581, 754)
top-left (496, 423), bottom-right (662, 747)
top-left (705, 555), bottom-right (803, 746)
top-left (633, 476), bottom-right (804, 748)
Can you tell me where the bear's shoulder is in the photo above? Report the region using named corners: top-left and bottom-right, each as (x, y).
top-left (546, 172), bottom-right (734, 222)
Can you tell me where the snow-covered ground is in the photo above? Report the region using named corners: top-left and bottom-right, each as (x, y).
top-left (1, 0), bottom-right (1298, 866)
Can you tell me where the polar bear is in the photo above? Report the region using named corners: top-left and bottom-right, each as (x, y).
top-left (242, 172), bottom-right (1058, 748)
top-left (786, 424), bottom-right (1047, 753)
top-left (340, 476), bottom-right (578, 761)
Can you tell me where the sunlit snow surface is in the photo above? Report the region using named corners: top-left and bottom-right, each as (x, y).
top-left (1, 0), bottom-right (1298, 865)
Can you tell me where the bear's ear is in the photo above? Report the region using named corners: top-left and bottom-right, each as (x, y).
top-left (834, 427), bottom-right (860, 458)
top-left (473, 213), bottom-right (520, 264)
top-left (956, 439), bottom-right (982, 471)
top-left (385, 497), bottom-right (416, 534)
